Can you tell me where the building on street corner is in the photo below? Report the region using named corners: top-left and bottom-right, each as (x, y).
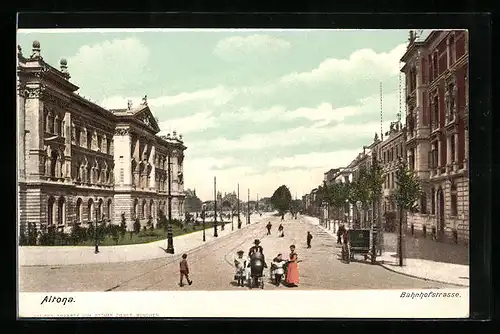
top-left (17, 41), bottom-right (186, 234)
top-left (401, 30), bottom-right (469, 243)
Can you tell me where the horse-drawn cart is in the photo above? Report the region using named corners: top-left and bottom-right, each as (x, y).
top-left (342, 229), bottom-right (375, 264)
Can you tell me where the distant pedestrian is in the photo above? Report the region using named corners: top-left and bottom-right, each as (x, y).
top-left (306, 231), bottom-right (313, 248)
top-left (179, 254), bottom-right (193, 287)
top-left (337, 224), bottom-right (345, 244)
top-left (266, 222), bottom-right (272, 235)
top-left (278, 224), bottom-right (284, 237)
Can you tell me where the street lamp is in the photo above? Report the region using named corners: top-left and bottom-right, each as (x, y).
top-left (345, 199), bottom-right (350, 229)
top-left (247, 188), bottom-right (250, 224)
top-left (213, 176), bottom-right (218, 237)
top-left (94, 197), bottom-right (99, 254)
top-left (201, 204), bottom-right (206, 242)
top-left (231, 206), bottom-right (234, 231)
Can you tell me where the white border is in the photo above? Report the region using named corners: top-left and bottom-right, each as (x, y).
top-left (19, 290), bottom-right (469, 318)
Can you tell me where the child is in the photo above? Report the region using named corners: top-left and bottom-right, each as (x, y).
top-left (234, 250), bottom-right (247, 287)
top-left (179, 253), bottom-right (193, 287)
top-left (272, 253), bottom-right (286, 286)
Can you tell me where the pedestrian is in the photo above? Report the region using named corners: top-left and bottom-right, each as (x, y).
top-left (271, 253), bottom-right (286, 286)
top-left (179, 253), bottom-right (193, 287)
top-left (278, 224), bottom-right (284, 237)
top-left (266, 221), bottom-right (272, 235)
top-left (306, 231), bottom-right (313, 248)
top-left (337, 224), bottom-right (345, 244)
top-left (234, 250), bottom-right (247, 287)
top-left (285, 245), bottom-right (300, 287)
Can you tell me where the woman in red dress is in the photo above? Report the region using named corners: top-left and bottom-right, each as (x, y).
top-left (286, 245), bottom-right (299, 287)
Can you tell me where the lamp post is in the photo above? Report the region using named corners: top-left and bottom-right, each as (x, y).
top-left (231, 206), bottom-right (234, 231)
top-left (94, 197), bottom-right (99, 254)
top-left (213, 176), bottom-right (218, 237)
top-left (247, 188), bottom-right (250, 224)
top-left (237, 183), bottom-right (241, 229)
top-left (201, 205), bottom-right (206, 242)
top-left (166, 151), bottom-right (174, 254)
top-left (345, 199), bottom-right (350, 229)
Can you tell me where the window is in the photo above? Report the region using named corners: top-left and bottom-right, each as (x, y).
top-left (420, 193), bottom-right (427, 214)
top-left (142, 200), bottom-right (146, 219)
top-left (449, 35), bottom-right (456, 64)
top-left (432, 52), bottom-right (438, 79)
top-left (450, 183), bottom-right (458, 216)
top-left (431, 188), bottom-right (436, 214)
top-left (57, 197), bottom-right (65, 225)
top-left (97, 135), bottom-right (102, 152)
top-left (107, 199), bottom-right (112, 220)
top-left (432, 96), bottom-right (439, 129)
top-left (76, 198), bottom-right (82, 222)
top-left (87, 131), bottom-right (92, 149)
top-left (107, 139), bottom-right (111, 155)
top-left (88, 199), bottom-right (94, 222)
top-left (120, 168), bottom-right (124, 183)
top-left (450, 134), bottom-right (456, 163)
top-left (75, 128), bottom-right (80, 146)
top-left (47, 196), bottom-right (56, 225)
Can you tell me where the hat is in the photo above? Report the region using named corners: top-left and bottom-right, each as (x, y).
top-left (237, 250), bottom-right (244, 254)
top-left (254, 239), bottom-right (260, 244)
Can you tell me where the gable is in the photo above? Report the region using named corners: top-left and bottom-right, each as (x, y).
top-left (134, 106), bottom-right (161, 133)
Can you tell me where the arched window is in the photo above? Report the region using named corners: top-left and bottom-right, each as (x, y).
top-left (420, 193), bottom-right (427, 214)
top-left (98, 199), bottom-right (103, 220)
top-left (149, 200), bottom-right (154, 219)
top-left (55, 115), bottom-right (62, 136)
top-left (88, 198), bottom-right (94, 222)
top-left (50, 150), bottom-right (57, 177)
top-left (87, 131), bottom-right (93, 149)
top-left (142, 199), bottom-right (146, 219)
top-left (76, 198), bottom-right (83, 222)
top-left (450, 182), bottom-right (458, 217)
top-left (57, 197), bottom-right (65, 225)
top-left (431, 188), bottom-right (436, 214)
top-left (107, 199), bottom-right (112, 221)
top-left (47, 196), bottom-right (56, 225)
top-left (133, 199), bottom-right (139, 219)
top-left (86, 165), bottom-right (91, 184)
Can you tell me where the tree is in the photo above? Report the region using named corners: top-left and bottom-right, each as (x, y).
top-left (392, 158), bottom-right (422, 266)
top-left (270, 185), bottom-right (292, 216)
top-left (184, 189), bottom-right (203, 213)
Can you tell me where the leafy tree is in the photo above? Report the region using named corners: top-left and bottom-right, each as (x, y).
top-left (392, 158), bottom-right (422, 266)
top-left (270, 185), bottom-right (292, 216)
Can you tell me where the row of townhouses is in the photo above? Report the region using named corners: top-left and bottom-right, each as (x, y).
top-left (302, 30), bottom-right (469, 243)
top-left (17, 41), bottom-right (187, 233)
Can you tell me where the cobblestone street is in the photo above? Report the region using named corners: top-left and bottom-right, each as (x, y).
top-left (20, 215), bottom-right (453, 292)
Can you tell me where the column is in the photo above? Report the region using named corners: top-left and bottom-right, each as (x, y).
top-left (437, 139), bottom-right (442, 173)
top-left (149, 145), bottom-right (156, 190)
top-left (446, 135), bottom-right (452, 167)
top-left (464, 129), bottom-right (469, 164)
top-left (454, 134), bottom-right (459, 166)
top-left (24, 85), bottom-right (45, 181)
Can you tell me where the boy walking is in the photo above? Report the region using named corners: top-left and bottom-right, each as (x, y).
top-left (307, 231), bottom-right (313, 248)
top-left (179, 253), bottom-right (193, 287)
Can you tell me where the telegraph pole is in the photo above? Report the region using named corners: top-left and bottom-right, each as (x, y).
top-left (247, 188), bottom-right (250, 224)
top-left (237, 183), bottom-right (241, 229)
top-left (166, 151), bottom-right (174, 254)
top-left (213, 176), bottom-right (218, 237)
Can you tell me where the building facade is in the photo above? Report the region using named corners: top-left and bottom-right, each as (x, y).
top-left (17, 41), bottom-right (186, 233)
top-left (401, 30), bottom-right (469, 242)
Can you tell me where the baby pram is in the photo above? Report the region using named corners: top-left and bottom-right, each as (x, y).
top-left (248, 254), bottom-right (265, 289)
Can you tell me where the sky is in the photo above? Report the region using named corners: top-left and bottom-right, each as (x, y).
top-left (17, 29), bottom-right (430, 202)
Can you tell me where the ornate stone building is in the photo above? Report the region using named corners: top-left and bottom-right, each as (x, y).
top-left (17, 41), bottom-right (186, 232)
top-left (401, 30), bottom-right (469, 242)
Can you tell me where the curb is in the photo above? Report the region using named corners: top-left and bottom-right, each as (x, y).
top-left (20, 217), bottom-right (263, 267)
top-left (376, 261), bottom-right (469, 287)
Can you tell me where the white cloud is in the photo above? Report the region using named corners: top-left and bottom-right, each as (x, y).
top-left (68, 38), bottom-right (150, 95)
top-left (213, 34), bottom-right (291, 62)
top-left (158, 111), bottom-right (217, 135)
top-left (268, 149), bottom-right (363, 170)
top-left (279, 43), bottom-right (407, 85)
top-left (100, 86), bottom-right (234, 110)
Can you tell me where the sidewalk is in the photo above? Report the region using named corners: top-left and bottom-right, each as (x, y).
top-left (302, 215), bottom-right (469, 287)
top-left (19, 214), bottom-right (268, 266)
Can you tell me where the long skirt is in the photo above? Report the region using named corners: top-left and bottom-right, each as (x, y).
top-left (286, 262), bottom-right (299, 285)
